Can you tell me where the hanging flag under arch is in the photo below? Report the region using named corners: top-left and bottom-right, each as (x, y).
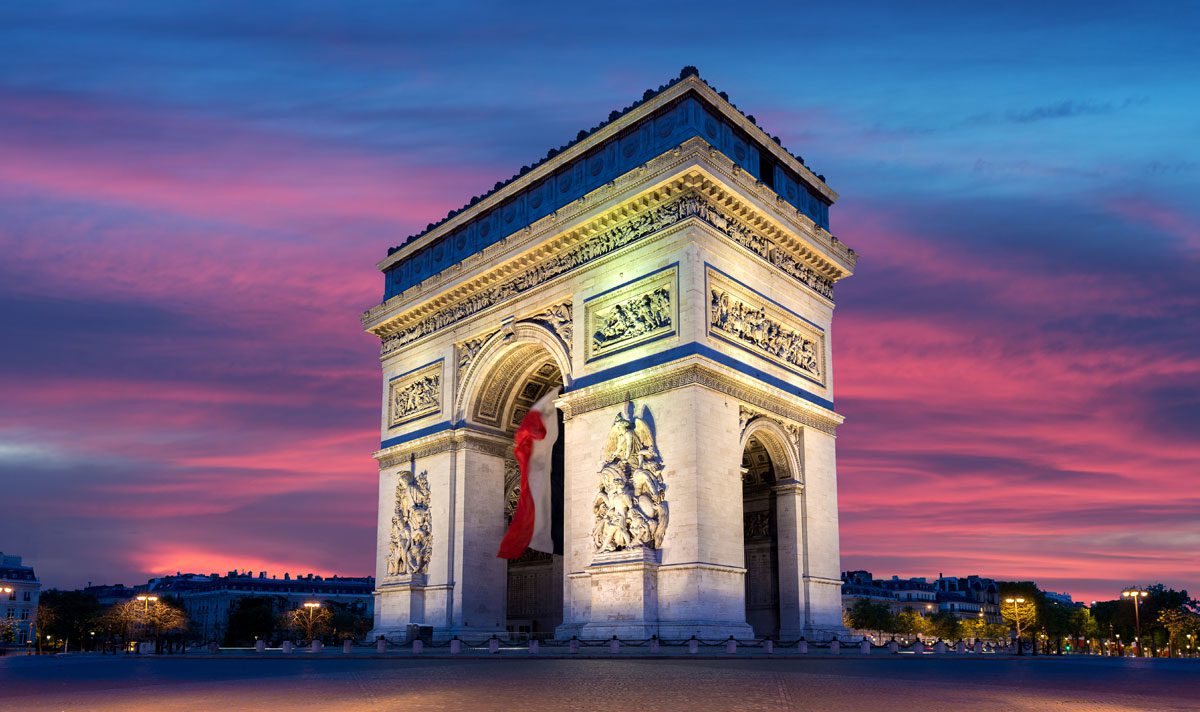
top-left (497, 386), bottom-right (560, 558)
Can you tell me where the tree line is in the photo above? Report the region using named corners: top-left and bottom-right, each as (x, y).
top-left (844, 580), bottom-right (1198, 655)
top-left (18, 591), bottom-right (372, 653)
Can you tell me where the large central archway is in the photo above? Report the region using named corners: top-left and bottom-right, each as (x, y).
top-left (457, 326), bottom-right (569, 639)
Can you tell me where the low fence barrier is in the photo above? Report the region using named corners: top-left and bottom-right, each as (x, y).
top-left (203, 635), bottom-right (1035, 657)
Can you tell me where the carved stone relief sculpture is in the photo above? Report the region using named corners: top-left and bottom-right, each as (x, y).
top-left (592, 403), bottom-right (669, 552)
top-left (457, 337), bottom-right (487, 382)
top-left (708, 268), bottom-right (825, 383)
top-left (585, 266), bottom-right (677, 361)
top-left (503, 458), bottom-right (520, 522)
top-left (387, 361), bottom-right (442, 427)
top-left (526, 302), bottom-right (573, 348)
top-left (376, 192), bottom-right (835, 353)
top-left (387, 469), bottom-right (432, 576)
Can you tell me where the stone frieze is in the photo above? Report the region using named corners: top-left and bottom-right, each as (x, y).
top-left (379, 192), bottom-right (835, 353)
top-left (387, 360), bottom-right (442, 427)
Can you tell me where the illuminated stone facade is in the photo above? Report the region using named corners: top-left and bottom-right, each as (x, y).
top-left (363, 70), bottom-right (857, 641)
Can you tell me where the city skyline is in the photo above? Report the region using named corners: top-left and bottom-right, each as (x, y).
top-left (2, 2), bottom-right (1197, 601)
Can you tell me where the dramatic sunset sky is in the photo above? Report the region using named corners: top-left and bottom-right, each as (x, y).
top-left (2, 2), bottom-right (1197, 602)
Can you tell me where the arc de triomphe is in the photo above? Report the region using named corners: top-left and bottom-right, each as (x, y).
top-left (362, 68), bottom-right (857, 641)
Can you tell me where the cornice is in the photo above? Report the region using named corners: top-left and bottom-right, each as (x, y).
top-left (376, 75), bottom-right (837, 274)
top-left (557, 354), bottom-right (842, 435)
top-left (374, 427), bottom-right (511, 469)
top-left (363, 139), bottom-right (856, 339)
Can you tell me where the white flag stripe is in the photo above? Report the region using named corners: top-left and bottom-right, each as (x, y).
top-left (526, 386), bottom-right (559, 554)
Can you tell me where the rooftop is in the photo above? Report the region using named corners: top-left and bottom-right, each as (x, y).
top-left (375, 67), bottom-right (843, 303)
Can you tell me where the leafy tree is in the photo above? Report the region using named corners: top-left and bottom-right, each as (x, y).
top-left (846, 600), bottom-right (894, 638)
top-left (1158, 607), bottom-right (1200, 655)
top-left (1093, 584), bottom-right (1196, 652)
top-left (224, 596), bottom-right (281, 646)
top-left (93, 605), bottom-right (131, 653)
top-left (37, 590), bottom-right (101, 652)
top-left (894, 608), bottom-right (927, 637)
top-left (326, 601), bottom-right (372, 642)
top-left (926, 611), bottom-right (961, 641)
top-left (0, 616), bottom-right (18, 645)
top-left (281, 605), bottom-right (333, 643)
top-left (998, 583), bottom-right (1039, 641)
top-left (111, 597), bottom-right (188, 653)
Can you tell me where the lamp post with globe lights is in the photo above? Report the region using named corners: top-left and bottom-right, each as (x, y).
top-left (300, 602), bottom-right (322, 643)
top-left (1121, 588), bottom-right (1148, 656)
top-left (1004, 597), bottom-right (1027, 655)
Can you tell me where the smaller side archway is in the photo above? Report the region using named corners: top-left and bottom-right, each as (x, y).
top-left (738, 419), bottom-right (803, 640)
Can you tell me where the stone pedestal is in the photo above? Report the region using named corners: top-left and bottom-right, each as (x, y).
top-left (371, 573), bottom-right (426, 640)
top-left (578, 548), bottom-right (661, 640)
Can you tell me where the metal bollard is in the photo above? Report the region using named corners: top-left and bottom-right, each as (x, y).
top-left (830, 640), bottom-right (840, 655)
top-left (412, 640), bottom-right (423, 655)
top-left (569, 637), bottom-right (580, 654)
top-left (282, 641), bottom-right (293, 654)
top-left (311, 640), bottom-right (322, 654)
top-left (255, 640), bottom-right (266, 653)
top-left (861, 639), bottom-right (871, 655)
top-left (343, 640), bottom-right (353, 654)
top-left (688, 636), bottom-right (699, 655)
top-left (375, 637), bottom-right (386, 654)
top-left (650, 636), bottom-right (660, 654)
top-left (798, 640), bottom-right (808, 654)
top-left (725, 636), bottom-right (737, 655)
top-left (764, 639), bottom-right (774, 655)
top-left (529, 639), bottom-right (539, 655)
top-left (450, 638), bottom-right (462, 655)
top-left (488, 636), bottom-right (500, 654)
top-left (609, 637), bottom-right (620, 655)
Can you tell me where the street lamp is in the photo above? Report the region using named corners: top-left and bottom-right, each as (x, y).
top-left (300, 602), bottom-right (322, 642)
top-left (1121, 588), bottom-right (1148, 656)
top-left (1005, 597), bottom-right (1026, 655)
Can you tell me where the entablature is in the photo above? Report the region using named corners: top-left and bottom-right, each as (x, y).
top-left (363, 139), bottom-right (857, 351)
top-left (375, 74), bottom-right (842, 301)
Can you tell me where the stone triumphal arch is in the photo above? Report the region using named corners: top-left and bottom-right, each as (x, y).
top-left (363, 68), bottom-right (857, 641)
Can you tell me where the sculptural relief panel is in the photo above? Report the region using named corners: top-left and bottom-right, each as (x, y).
top-left (707, 266), bottom-right (825, 385)
top-left (592, 402), bottom-right (669, 553)
top-left (585, 265), bottom-right (678, 362)
top-left (387, 469), bottom-right (432, 576)
top-left (387, 360), bottom-right (443, 428)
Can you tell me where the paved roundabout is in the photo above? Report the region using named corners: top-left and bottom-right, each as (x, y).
top-left (2, 654), bottom-right (1197, 711)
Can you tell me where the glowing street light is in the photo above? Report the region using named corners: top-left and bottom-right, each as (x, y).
top-left (299, 602), bottom-right (323, 642)
top-left (1121, 588), bottom-right (1148, 655)
top-left (1004, 597), bottom-right (1027, 655)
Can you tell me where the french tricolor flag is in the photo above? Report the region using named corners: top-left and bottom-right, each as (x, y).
top-left (497, 386), bottom-right (561, 558)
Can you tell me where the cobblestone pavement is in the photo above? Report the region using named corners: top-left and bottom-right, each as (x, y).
top-left (2, 654), bottom-right (1197, 711)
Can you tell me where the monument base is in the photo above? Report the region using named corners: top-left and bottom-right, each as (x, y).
top-left (369, 573), bottom-right (426, 641)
